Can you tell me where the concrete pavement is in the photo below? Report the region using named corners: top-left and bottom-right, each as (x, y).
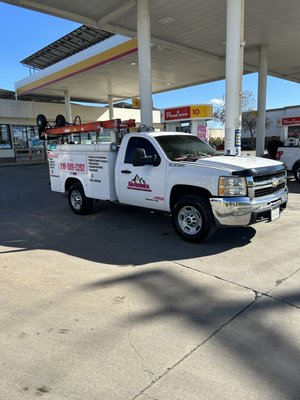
top-left (0, 165), bottom-right (299, 399)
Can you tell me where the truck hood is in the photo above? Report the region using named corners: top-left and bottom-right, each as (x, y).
top-left (194, 155), bottom-right (284, 174)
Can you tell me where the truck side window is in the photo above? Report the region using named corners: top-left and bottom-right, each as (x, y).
top-left (125, 137), bottom-right (159, 164)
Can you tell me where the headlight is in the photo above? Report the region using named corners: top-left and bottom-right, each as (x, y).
top-left (218, 176), bottom-right (247, 196)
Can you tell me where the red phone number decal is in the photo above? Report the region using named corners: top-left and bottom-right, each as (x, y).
top-left (60, 162), bottom-right (86, 172)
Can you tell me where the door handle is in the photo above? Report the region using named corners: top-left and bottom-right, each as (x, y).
top-left (121, 170), bottom-right (132, 174)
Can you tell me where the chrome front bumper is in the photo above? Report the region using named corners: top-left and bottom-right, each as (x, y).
top-left (209, 187), bottom-right (288, 226)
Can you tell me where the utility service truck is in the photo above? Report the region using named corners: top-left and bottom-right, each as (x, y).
top-left (38, 114), bottom-right (288, 243)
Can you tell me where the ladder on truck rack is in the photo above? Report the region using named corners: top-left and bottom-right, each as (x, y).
top-left (36, 114), bottom-right (136, 144)
top-left (42, 119), bottom-right (136, 137)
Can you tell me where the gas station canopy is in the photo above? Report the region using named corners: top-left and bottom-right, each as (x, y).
top-left (4, 0), bottom-right (300, 104)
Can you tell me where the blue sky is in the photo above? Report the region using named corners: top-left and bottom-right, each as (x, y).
top-left (1, 2), bottom-right (300, 112)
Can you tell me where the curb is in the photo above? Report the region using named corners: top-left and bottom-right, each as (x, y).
top-left (0, 161), bottom-right (47, 167)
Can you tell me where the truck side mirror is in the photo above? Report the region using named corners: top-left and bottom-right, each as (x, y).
top-left (132, 148), bottom-right (161, 167)
top-left (132, 148), bottom-right (146, 166)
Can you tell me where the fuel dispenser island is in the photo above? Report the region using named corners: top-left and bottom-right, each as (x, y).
top-left (161, 104), bottom-right (213, 141)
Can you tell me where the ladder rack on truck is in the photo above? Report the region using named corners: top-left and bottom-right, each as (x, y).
top-left (36, 113), bottom-right (136, 145)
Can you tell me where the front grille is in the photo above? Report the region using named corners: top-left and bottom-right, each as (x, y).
top-left (253, 171), bottom-right (286, 184)
top-left (251, 170), bottom-right (287, 199)
top-left (254, 182), bottom-right (286, 198)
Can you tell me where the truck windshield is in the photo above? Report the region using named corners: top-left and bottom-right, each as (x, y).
top-left (156, 135), bottom-right (217, 161)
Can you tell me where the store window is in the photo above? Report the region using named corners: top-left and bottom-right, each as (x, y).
top-left (288, 126), bottom-right (300, 139)
top-left (13, 126), bottom-right (27, 148)
top-left (12, 126), bottom-right (43, 148)
top-left (27, 126), bottom-right (43, 148)
top-left (0, 124), bottom-right (12, 149)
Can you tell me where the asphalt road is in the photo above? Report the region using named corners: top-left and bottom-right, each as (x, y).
top-left (1, 164), bottom-right (300, 400)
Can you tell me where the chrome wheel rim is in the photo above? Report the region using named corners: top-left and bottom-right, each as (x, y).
top-left (178, 205), bottom-right (202, 235)
top-left (70, 189), bottom-right (83, 211)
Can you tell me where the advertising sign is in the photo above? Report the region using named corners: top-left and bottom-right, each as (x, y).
top-left (197, 126), bottom-right (207, 141)
top-left (132, 98), bottom-right (140, 109)
top-left (162, 106), bottom-right (190, 122)
top-left (281, 116), bottom-right (300, 126)
top-left (161, 104), bottom-right (213, 122)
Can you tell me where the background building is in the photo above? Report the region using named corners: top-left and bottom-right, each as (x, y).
top-left (0, 91), bottom-right (161, 163)
top-left (242, 105), bottom-right (300, 147)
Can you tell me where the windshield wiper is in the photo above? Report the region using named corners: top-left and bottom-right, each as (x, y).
top-left (175, 153), bottom-right (209, 161)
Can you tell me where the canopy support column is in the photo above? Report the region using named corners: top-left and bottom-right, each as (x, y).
top-left (108, 95), bottom-right (114, 119)
top-left (64, 90), bottom-right (72, 123)
top-left (225, 0), bottom-right (244, 156)
top-left (256, 46), bottom-right (268, 157)
top-left (137, 0), bottom-right (153, 127)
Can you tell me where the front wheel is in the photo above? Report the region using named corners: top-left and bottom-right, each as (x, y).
top-left (293, 163), bottom-right (300, 183)
top-left (172, 195), bottom-right (216, 243)
top-left (68, 183), bottom-right (93, 215)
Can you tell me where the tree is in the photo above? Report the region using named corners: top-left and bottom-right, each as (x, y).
top-left (213, 90), bottom-right (269, 144)
top-left (242, 110), bottom-right (257, 143)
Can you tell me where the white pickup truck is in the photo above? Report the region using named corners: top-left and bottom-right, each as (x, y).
top-left (276, 138), bottom-right (300, 182)
top-left (46, 129), bottom-right (288, 242)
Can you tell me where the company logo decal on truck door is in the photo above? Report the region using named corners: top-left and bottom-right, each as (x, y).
top-left (127, 175), bottom-right (152, 192)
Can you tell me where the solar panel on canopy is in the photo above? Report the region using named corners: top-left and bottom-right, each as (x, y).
top-left (20, 25), bottom-right (114, 70)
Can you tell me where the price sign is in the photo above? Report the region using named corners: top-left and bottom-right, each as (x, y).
top-left (190, 105), bottom-right (213, 119)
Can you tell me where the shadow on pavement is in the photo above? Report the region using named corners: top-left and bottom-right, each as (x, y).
top-left (0, 199), bottom-right (256, 266)
top-left (287, 177), bottom-right (300, 194)
top-left (0, 166), bottom-right (257, 266)
top-left (82, 268), bottom-right (300, 399)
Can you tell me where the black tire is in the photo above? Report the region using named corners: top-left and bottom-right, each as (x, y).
top-left (172, 195), bottom-right (216, 243)
top-left (68, 183), bottom-right (93, 215)
top-left (55, 114), bottom-right (66, 127)
top-left (293, 163), bottom-right (300, 183)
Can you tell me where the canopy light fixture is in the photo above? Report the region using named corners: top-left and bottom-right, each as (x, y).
top-left (157, 16), bottom-right (176, 25)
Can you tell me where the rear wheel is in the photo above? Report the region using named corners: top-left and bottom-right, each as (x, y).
top-left (68, 183), bottom-right (93, 215)
top-left (172, 195), bottom-right (216, 243)
top-left (293, 163), bottom-right (300, 183)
